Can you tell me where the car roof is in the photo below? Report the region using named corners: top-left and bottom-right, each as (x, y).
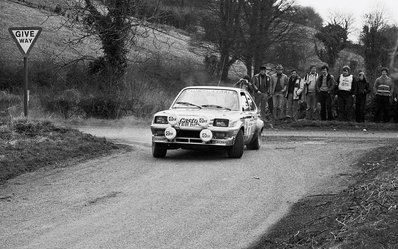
top-left (182, 86), bottom-right (243, 92)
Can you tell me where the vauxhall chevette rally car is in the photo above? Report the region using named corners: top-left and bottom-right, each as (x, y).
top-left (150, 86), bottom-right (264, 158)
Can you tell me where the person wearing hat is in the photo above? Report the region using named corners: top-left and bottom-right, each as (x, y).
top-left (233, 75), bottom-right (257, 95)
top-left (373, 67), bottom-right (395, 123)
top-left (252, 64), bottom-right (271, 121)
top-left (270, 64), bottom-right (288, 120)
top-left (336, 65), bottom-right (355, 121)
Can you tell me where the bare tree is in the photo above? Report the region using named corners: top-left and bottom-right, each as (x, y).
top-left (360, 8), bottom-right (397, 85)
top-left (327, 11), bottom-right (355, 34)
top-left (198, 0), bottom-right (298, 80)
top-left (239, 0), bottom-right (298, 75)
top-left (314, 11), bottom-right (353, 68)
top-left (53, 0), bottom-right (166, 90)
top-left (198, 0), bottom-right (243, 81)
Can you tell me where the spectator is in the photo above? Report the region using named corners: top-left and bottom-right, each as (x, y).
top-left (394, 75), bottom-right (398, 122)
top-left (316, 65), bottom-right (336, 121)
top-left (373, 67), bottom-right (395, 123)
top-left (394, 89), bottom-right (398, 122)
top-left (270, 64), bottom-right (288, 120)
top-left (252, 65), bottom-right (271, 121)
top-left (303, 65), bottom-right (319, 120)
top-left (354, 71), bottom-right (371, 123)
top-left (233, 75), bottom-right (257, 96)
top-left (336, 65), bottom-right (355, 121)
top-left (286, 69), bottom-right (304, 120)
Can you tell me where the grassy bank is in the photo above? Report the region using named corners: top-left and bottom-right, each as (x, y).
top-left (0, 119), bottom-right (125, 184)
top-left (249, 142), bottom-right (398, 249)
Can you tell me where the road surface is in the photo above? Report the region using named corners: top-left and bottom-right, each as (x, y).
top-left (1, 126), bottom-right (397, 249)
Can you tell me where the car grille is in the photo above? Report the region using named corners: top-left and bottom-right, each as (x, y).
top-left (176, 130), bottom-right (200, 138)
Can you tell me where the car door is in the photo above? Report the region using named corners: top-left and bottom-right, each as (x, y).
top-left (240, 92), bottom-right (257, 143)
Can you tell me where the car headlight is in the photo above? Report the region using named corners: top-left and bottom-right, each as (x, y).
top-left (154, 116), bottom-right (168, 124)
top-left (213, 119), bottom-right (229, 127)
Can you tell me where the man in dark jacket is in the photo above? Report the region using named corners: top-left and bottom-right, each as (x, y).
top-left (353, 71), bottom-right (371, 122)
top-left (316, 65), bottom-right (336, 121)
top-left (270, 64), bottom-right (288, 120)
top-left (252, 64), bottom-right (271, 121)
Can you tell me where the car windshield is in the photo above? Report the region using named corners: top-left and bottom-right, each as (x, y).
top-left (172, 89), bottom-right (239, 111)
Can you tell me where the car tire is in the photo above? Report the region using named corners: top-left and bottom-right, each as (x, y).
top-left (227, 130), bottom-right (244, 158)
top-left (247, 129), bottom-right (261, 150)
top-left (152, 142), bottom-right (167, 158)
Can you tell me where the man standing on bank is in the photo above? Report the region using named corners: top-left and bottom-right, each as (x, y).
top-left (303, 65), bottom-right (319, 120)
top-left (354, 71), bottom-right (371, 123)
top-left (316, 65), bottom-right (336, 121)
top-left (252, 64), bottom-right (271, 121)
top-left (373, 67), bottom-right (395, 123)
top-left (270, 64), bottom-right (288, 120)
top-left (336, 65), bottom-right (355, 121)
top-left (286, 69), bottom-right (304, 120)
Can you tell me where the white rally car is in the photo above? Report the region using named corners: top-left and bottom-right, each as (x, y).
top-left (150, 86), bottom-right (264, 158)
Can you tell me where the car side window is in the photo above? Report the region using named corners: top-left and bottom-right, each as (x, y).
top-left (240, 93), bottom-right (251, 111)
top-left (246, 93), bottom-right (255, 111)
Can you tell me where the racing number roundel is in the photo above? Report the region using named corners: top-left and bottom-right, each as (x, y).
top-left (198, 116), bottom-right (209, 128)
top-left (200, 129), bottom-right (212, 142)
top-left (168, 114), bottom-right (178, 125)
top-left (165, 126), bottom-right (177, 140)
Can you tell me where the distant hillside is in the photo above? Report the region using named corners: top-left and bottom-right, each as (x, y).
top-left (0, 0), bottom-right (204, 67)
top-left (1, 0), bottom-right (364, 81)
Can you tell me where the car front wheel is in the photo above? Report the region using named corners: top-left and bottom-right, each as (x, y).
top-left (152, 142), bottom-right (167, 158)
top-left (227, 130), bottom-right (244, 158)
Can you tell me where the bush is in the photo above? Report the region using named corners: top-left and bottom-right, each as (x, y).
top-left (0, 60), bottom-right (24, 91)
top-left (137, 54), bottom-right (199, 94)
top-left (79, 95), bottom-right (121, 119)
top-left (30, 61), bottom-right (61, 89)
top-left (41, 89), bottom-right (82, 119)
top-left (0, 91), bottom-right (22, 111)
top-left (1, 47), bottom-right (210, 120)
top-left (13, 119), bottom-right (59, 136)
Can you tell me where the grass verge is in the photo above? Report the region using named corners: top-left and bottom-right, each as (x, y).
top-left (0, 119), bottom-right (125, 184)
top-left (267, 118), bottom-right (398, 131)
top-left (248, 142), bottom-right (398, 249)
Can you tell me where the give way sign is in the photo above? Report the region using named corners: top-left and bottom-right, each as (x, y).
top-left (8, 27), bottom-right (42, 57)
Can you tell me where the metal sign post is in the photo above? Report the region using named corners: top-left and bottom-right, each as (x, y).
top-left (8, 27), bottom-right (42, 117)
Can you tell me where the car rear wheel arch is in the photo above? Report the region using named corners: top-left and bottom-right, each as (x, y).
top-left (227, 129), bottom-right (244, 158)
top-left (246, 128), bottom-right (261, 150)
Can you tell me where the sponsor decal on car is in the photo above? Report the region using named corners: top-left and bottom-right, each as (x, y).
top-left (178, 117), bottom-right (209, 127)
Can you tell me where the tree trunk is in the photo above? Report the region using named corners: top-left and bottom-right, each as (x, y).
top-left (220, 54), bottom-right (229, 81)
top-left (245, 58), bottom-right (253, 78)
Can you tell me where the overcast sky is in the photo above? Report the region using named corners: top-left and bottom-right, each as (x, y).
top-left (295, 0), bottom-right (398, 42)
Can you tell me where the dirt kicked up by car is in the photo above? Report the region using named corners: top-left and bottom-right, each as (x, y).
top-left (150, 86), bottom-right (264, 158)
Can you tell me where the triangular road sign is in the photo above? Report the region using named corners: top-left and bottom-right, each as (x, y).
top-left (8, 27), bottom-right (42, 57)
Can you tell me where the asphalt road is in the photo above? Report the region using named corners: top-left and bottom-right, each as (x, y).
top-left (1, 127), bottom-right (397, 249)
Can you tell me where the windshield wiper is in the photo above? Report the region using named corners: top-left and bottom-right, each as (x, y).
top-left (175, 101), bottom-right (202, 109)
top-left (201, 104), bottom-right (231, 111)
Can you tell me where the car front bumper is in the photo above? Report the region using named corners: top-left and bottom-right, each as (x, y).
top-left (151, 126), bottom-right (239, 147)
